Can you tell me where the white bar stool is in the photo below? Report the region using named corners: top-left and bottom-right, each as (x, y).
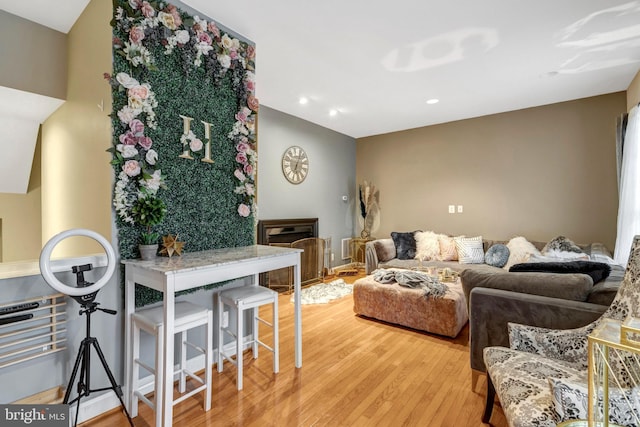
top-left (217, 286), bottom-right (279, 390)
top-left (130, 301), bottom-right (212, 427)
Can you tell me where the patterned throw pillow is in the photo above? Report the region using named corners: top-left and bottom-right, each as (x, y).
top-left (414, 231), bottom-right (440, 261)
top-left (439, 235), bottom-right (458, 261)
top-left (454, 236), bottom-right (484, 264)
top-left (548, 377), bottom-right (640, 425)
top-left (543, 235), bottom-right (584, 254)
top-left (391, 231), bottom-right (418, 260)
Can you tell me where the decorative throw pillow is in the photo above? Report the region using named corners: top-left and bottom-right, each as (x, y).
top-left (414, 231), bottom-right (440, 261)
top-left (543, 236), bottom-right (584, 254)
top-left (438, 235), bottom-right (458, 261)
top-left (373, 239), bottom-right (396, 263)
top-left (391, 231), bottom-right (418, 260)
top-left (548, 377), bottom-right (640, 425)
top-left (454, 236), bottom-right (484, 264)
top-left (504, 236), bottom-right (541, 270)
top-left (485, 244), bottom-right (510, 268)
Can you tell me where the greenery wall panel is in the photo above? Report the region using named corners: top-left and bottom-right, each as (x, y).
top-left (110, 0), bottom-right (257, 305)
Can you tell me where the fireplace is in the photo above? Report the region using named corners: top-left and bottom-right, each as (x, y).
top-left (257, 218), bottom-right (321, 289)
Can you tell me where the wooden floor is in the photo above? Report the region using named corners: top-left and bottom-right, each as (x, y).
top-left (83, 275), bottom-right (508, 427)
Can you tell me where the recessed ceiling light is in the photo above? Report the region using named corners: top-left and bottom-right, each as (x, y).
top-left (426, 98), bottom-right (439, 104)
top-left (299, 97), bottom-right (309, 105)
top-left (329, 109), bottom-right (338, 116)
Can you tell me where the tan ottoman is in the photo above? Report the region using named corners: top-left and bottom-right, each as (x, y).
top-left (352, 274), bottom-right (468, 337)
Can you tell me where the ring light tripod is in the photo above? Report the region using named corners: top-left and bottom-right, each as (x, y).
top-left (40, 229), bottom-right (133, 427)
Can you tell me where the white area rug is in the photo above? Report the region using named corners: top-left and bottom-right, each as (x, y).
top-left (291, 279), bottom-right (353, 304)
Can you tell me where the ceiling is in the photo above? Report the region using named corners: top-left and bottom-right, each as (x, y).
top-left (2, 0), bottom-right (640, 138)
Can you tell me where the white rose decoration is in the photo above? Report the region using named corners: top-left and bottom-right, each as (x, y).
top-left (146, 149), bottom-right (158, 165)
top-left (117, 144), bottom-right (139, 158)
top-left (116, 72), bottom-right (139, 89)
top-left (175, 30), bottom-right (190, 44)
top-left (117, 106), bottom-right (138, 124)
top-left (218, 54), bottom-right (231, 69)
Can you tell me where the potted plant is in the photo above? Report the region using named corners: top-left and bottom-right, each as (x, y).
top-left (132, 196), bottom-right (167, 260)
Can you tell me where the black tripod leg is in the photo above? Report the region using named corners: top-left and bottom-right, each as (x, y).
top-left (63, 339), bottom-right (87, 404)
top-left (90, 339), bottom-right (134, 426)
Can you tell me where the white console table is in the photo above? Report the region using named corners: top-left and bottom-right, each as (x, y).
top-left (122, 245), bottom-right (302, 426)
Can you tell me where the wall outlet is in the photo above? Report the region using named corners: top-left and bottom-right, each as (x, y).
top-left (448, 205), bottom-right (455, 214)
top-left (222, 311), bottom-right (229, 328)
top-left (331, 253), bottom-right (335, 261)
top-left (457, 205), bottom-right (463, 213)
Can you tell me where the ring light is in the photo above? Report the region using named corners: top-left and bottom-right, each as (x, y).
top-left (39, 228), bottom-right (116, 297)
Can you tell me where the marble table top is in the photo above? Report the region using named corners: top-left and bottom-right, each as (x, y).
top-left (121, 244), bottom-right (302, 274)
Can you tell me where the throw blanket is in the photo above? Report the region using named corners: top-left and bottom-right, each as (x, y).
top-left (372, 268), bottom-right (447, 298)
top-left (509, 260), bottom-right (612, 284)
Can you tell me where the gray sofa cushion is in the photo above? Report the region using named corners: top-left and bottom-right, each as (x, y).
top-left (460, 269), bottom-right (594, 306)
top-left (372, 238), bottom-right (396, 263)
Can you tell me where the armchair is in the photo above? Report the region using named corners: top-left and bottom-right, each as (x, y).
top-left (483, 236), bottom-right (640, 427)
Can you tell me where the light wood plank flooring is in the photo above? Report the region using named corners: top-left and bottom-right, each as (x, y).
top-left (83, 277), bottom-right (508, 426)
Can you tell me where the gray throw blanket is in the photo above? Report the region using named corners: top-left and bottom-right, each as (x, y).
top-left (372, 268), bottom-right (447, 298)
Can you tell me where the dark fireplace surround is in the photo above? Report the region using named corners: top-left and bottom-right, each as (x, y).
top-left (257, 218), bottom-right (320, 288)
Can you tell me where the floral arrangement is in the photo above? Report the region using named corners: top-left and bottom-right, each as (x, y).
top-left (359, 181), bottom-right (380, 238)
top-left (109, 0), bottom-right (258, 224)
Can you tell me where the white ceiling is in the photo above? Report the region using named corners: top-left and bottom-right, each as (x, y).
top-left (2, 0), bottom-right (640, 138)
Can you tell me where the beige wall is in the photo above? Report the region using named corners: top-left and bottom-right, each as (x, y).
top-left (356, 92), bottom-right (626, 250)
top-left (0, 11), bottom-right (67, 262)
top-left (0, 135), bottom-right (43, 261)
top-left (0, 10), bottom-right (67, 99)
top-left (628, 69), bottom-right (640, 110)
top-left (40, 0), bottom-right (112, 258)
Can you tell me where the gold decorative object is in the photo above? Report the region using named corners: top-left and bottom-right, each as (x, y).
top-left (159, 234), bottom-right (185, 257)
top-left (588, 318), bottom-right (640, 427)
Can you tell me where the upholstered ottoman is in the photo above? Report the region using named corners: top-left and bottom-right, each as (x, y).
top-left (352, 274), bottom-right (468, 337)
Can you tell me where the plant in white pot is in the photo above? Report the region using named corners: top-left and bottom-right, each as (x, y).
top-left (132, 196), bottom-right (167, 260)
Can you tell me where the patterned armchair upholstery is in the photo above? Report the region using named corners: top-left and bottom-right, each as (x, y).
top-left (483, 236), bottom-right (640, 427)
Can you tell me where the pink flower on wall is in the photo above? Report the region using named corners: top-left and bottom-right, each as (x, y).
top-left (235, 152), bottom-right (248, 165)
top-left (247, 95), bottom-right (259, 112)
top-left (129, 26), bottom-right (145, 44)
top-left (128, 85), bottom-right (149, 100)
top-left (138, 136), bottom-right (153, 150)
top-left (129, 119), bottom-right (144, 136)
top-left (141, 1), bottom-right (155, 18)
top-left (237, 203), bottom-right (250, 217)
top-left (123, 160), bottom-right (141, 177)
top-left (119, 131), bottom-right (137, 145)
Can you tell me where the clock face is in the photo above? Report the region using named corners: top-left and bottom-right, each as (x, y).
top-left (282, 146), bottom-right (309, 184)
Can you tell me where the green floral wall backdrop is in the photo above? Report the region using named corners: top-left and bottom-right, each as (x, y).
top-left (109, 0), bottom-right (258, 305)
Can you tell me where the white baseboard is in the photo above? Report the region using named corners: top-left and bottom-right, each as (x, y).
top-left (72, 339), bottom-right (250, 425)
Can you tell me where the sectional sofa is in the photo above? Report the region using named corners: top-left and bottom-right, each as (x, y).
top-left (362, 234), bottom-right (625, 388)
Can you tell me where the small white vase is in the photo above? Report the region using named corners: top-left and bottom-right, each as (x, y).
top-left (139, 244), bottom-right (158, 260)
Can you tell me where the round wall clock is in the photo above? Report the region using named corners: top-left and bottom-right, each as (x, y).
top-left (281, 146), bottom-right (309, 184)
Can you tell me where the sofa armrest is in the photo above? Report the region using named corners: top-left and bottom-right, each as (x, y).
top-left (468, 287), bottom-right (606, 372)
top-left (365, 239), bottom-right (395, 274)
top-left (365, 242), bottom-right (378, 274)
top-left (460, 269), bottom-right (594, 309)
